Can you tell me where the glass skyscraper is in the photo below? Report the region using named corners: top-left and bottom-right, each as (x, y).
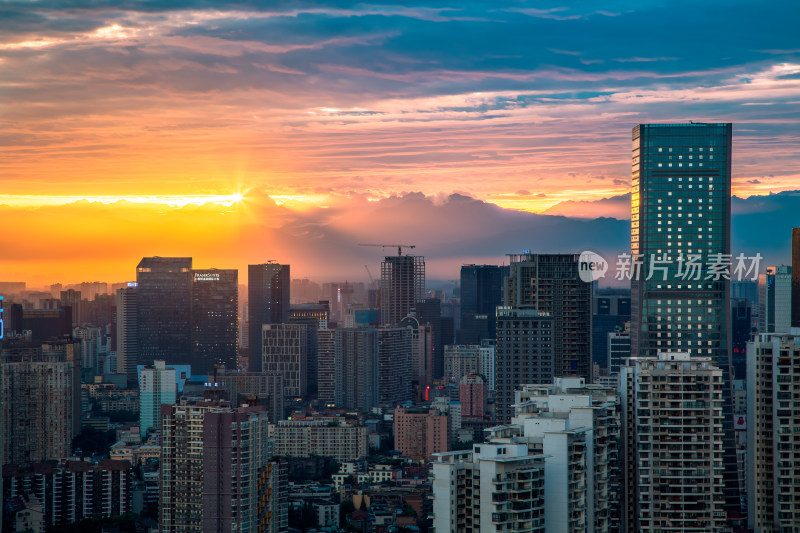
top-left (136, 257), bottom-right (193, 367)
top-left (248, 263), bottom-right (290, 372)
top-left (190, 268), bottom-right (238, 374)
top-left (631, 123), bottom-right (739, 508)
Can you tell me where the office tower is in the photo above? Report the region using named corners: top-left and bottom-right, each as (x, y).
top-left (793, 228), bottom-right (800, 328)
top-left (508, 378), bottom-right (620, 533)
top-left (190, 268), bottom-right (238, 374)
top-left (432, 444), bottom-right (546, 533)
top-left (248, 263), bottom-right (290, 372)
top-left (592, 290), bottom-right (631, 373)
top-left (746, 332), bottom-right (800, 531)
top-left (288, 314), bottom-right (318, 395)
top-left (458, 374), bottom-right (487, 418)
top-left (631, 123), bottom-right (739, 508)
top-left (160, 402), bottom-right (281, 533)
top-left (1, 351), bottom-right (75, 464)
top-left (334, 328), bottom-right (379, 412)
top-left (731, 298), bottom-right (753, 380)
top-left (620, 352), bottom-right (726, 532)
top-left (458, 264), bottom-right (506, 344)
top-left (758, 265), bottom-right (792, 334)
top-left (394, 407), bottom-right (448, 462)
top-left (606, 322), bottom-right (631, 377)
top-left (202, 408), bottom-right (273, 532)
top-left (3, 459), bottom-right (131, 528)
top-left (377, 327), bottom-right (412, 406)
top-left (136, 257), bottom-right (193, 367)
top-left (414, 297), bottom-right (446, 378)
top-left (401, 316), bottom-right (434, 401)
top-left (262, 323), bottom-right (308, 399)
top-left (504, 253), bottom-right (593, 379)
top-left (139, 360), bottom-right (177, 437)
top-left (115, 284), bottom-right (138, 379)
top-left (207, 368), bottom-right (284, 423)
top-left (270, 419), bottom-right (368, 462)
top-left (444, 344), bottom-right (480, 383)
top-left (380, 254), bottom-right (425, 326)
top-left (495, 307), bottom-right (554, 423)
top-left (316, 328), bottom-right (336, 407)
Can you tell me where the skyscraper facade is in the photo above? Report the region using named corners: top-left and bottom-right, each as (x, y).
top-left (262, 323), bottom-right (308, 400)
top-left (380, 254), bottom-right (425, 326)
top-left (746, 332), bottom-right (800, 531)
top-left (504, 253), bottom-right (593, 380)
top-left (757, 265), bottom-right (792, 334)
top-left (190, 268), bottom-right (238, 374)
top-left (631, 122), bottom-right (739, 508)
top-left (458, 264), bottom-right (506, 344)
top-left (495, 307), bottom-right (554, 423)
top-left (138, 360), bottom-right (177, 437)
top-left (377, 327), bottom-right (412, 406)
top-left (792, 228), bottom-right (800, 328)
top-left (136, 257), bottom-right (193, 366)
top-left (621, 352), bottom-right (726, 532)
top-left (248, 263), bottom-right (290, 372)
top-left (334, 327), bottom-right (379, 412)
top-left (115, 284), bottom-right (138, 379)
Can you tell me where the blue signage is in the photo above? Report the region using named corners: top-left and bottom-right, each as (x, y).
top-left (0, 295), bottom-right (4, 339)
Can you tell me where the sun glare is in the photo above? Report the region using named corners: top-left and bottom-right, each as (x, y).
top-left (0, 194), bottom-right (247, 208)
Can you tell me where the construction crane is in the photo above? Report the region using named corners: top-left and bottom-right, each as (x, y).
top-left (358, 243), bottom-right (416, 256)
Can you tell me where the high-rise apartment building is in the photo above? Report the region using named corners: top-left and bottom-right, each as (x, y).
top-left (334, 327), bottom-right (379, 412)
top-left (758, 265), bottom-right (792, 334)
top-left (746, 332), bottom-right (800, 531)
top-left (136, 257), bottom-right (193, 367)
top-left (495, 307), bottom-right (554, 423)
top-left (115, 284), bottom-right (138, 379)
top-left (262, 323), bottom-right (308, 400)
top-left (380, 254), bottom-right (425, 326)
top-left (432, 444), bottom-right (546, 533)
top-left (160, 402), bottom-right (283, 533)
top-left (458, 264), bottom-right (507, 344)
top-left (1, 351), bottom-right (75, 464)
top-left (631, 123), bottom-right (739, 509)
top-left (248, 263), bottom-right (290, 372)
top-left (504, 253), bottom-right (593, 380)
top-left (479, 340), bottom-right (496, 391)
top-left (459, 374), bottom-right (487, 418)
top-left (270, 419), bottom-right (368, 462)
top-left (316, 327), bottom-right (336, 407)
top-left (139, 360), bottom-right (177, 437)
top-left (190, 268), bottom-right (238, 374)
top-left (377, 327), bottom-right (412, 406)
top-left (510, 377), bottom-right (620, 533)
top-left (606, 323), bottom-right (631, 377)
top-left (444, 344), bottom-right (480, 384)
top-left (620, 352), bottom-right (726, 532)
top-left (202, 408), bottom-right (275, 532)
top-left (3, 459), bottom-right (131, 528)
top-left (394, 407), bottom-right (448, 462)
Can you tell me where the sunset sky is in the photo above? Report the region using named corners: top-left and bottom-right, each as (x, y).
top-left (2, 1), bottom-right (800, 286)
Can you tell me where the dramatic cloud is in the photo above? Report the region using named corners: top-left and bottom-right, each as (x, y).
top-left (1, 190), bottom-right (796, 287)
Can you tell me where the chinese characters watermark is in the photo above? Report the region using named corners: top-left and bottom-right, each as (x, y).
top-left (579, 251), bottom-right (763, 283)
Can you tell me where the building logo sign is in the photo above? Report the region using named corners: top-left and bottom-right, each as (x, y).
top-left (194, 272), bottom-right (220, 282)
top-left (579, 251), bottom-right (608, 283)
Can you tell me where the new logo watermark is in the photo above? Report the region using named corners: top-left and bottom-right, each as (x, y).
top-left (579, 251), bottom-right (608, 282)
top-left (577, 253), bottom-right (763, 282)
